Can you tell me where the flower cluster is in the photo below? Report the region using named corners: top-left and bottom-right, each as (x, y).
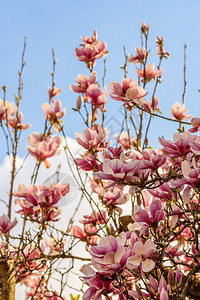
top-left (26, 132), bottom-right (63, 168)
top-left (14, 183), bottom-right (69, 222)
top-left (75, 30), bottom-right (108, 68)
top-left (71, 210), bottom-right (107, 246)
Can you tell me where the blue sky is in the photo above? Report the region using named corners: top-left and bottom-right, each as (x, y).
top-left (0, 0), bottom-right (200, 159)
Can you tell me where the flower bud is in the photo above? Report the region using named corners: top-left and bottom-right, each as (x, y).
top-left (76, 95), bottom-right (82, 110)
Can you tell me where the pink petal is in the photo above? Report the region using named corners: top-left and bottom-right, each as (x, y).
top-left (142, 258), bottom-right (155, 272)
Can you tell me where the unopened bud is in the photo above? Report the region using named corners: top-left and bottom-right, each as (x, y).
top-left (76, 95), bottom-right (82, 110)
top-left (176, 269), bottom-right (182, 284)
top-left (167, 268), bottom-right (175, 287)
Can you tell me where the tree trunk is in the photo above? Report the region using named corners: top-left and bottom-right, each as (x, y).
top-left (0, 259), bottom-right (15, 300)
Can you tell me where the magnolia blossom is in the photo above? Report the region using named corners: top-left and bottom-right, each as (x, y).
top-left (127, 47), bottom-right (147, 64)
top-left (26, 132), bottom-right (63, 167)
top-left (148, 182), bottom-right (174, 202)
top-left (172, 159), bottom-right (200, 188)
top-left (159, 132), bottom-right (198, 158)
top-left (102, 188), bottom-right (130, 214)
top-left (48, 86), bottom-right (61, 99)
top-left (86, 84), bottom-right (107, 108)
top-left (151, 96), bottom-right (160, 111)
top-left (0, 214), bottom-right (18, 233)
top-left (95, 158), bottom-right (140, 184)
top-left (71, 224), bottom-right (99, 246)
top-left (141, 21), bottom-right (150, 33)
top-left (0, 99), bottom-right (16, 121)
top-left (171, 102), bottom-right (192, 121)
top-left (75, 30), bottom-right (108, 66)
top-left (75, 125), bottom-right (108, 152)
top-left (14, 183), bottom-right (69, 222)
top-left (75, 42), bottom-right (108, 63)
top-left (156, 36), bottom-right (170, 59)
top-left (81, 30), bottom-right (98, 44)
top-left (115, 132), bottom-right (135, 149)
top-left (89, 235), bottom-right (132, 273)
top-left (132, 199), bottom-right (165, 227)
top-left (71, 210), bottom-right (106, 246)
top-left (137, 63), bottom-right (163, 82)
top-left (16, 246), bottom-right (47, 283)
top-left (70, 72), bottom-right (96, 93)
top-left (103, 145), bottom-right (124, 160)
top-left (7, 111), bottom-right (31, 131)
top-left (188, 117), bottom-right (200, 133)
top-left (42, 100), bottom-right (66, 132)
top-left (140, 149), bottom-right (166, 171)
top-left (75, 152), bottom-right (98, 171)
top-left (126, 239), bottom-right (156, 272)
top-left (109, 78), bottom-right (146, 107)
top-left (80, 210), bottom-right (107, 225)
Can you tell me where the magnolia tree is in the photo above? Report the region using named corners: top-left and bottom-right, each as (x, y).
top-left (1, 22), bottom-right (200, 300)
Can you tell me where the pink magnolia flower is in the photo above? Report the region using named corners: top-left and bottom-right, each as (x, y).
top-left (89, 235), bottom-right (132, 273)
top-left (42, 100), bottom-right (66, 132)
top-left (70, 72), bottom-right (96, 93)
top-left (82, 272), bottom-right (119, 300)
top-left (40, 182), bottom-right (70, 206)
top-left (140, 150), bottom-right (166, 171)
top-left (75, 43), bottom-right (107, 63)
top-left (165, 244), bottom-right (184, 258)
top-left (141, 21), bottom-right (150, 34)
top-left (190, 139), bottom-right (200, 155)
top-left (148, 182), bottom-right (174, 202)
top-left (75, 125), bottom-right (108, 152)
top-left (0, 241), bottom-right (7, 249)
top-left (188, 117), bottom-right (200, 133)
top-left (71, 224), bottom-right (99, 246)
top-left (89, 177), bottom-right (105, 194)
top-left (157, 46), bottom-right (170, 59)
top-left (7, 111), bottom-right (31, 131)
top-left (14, 183), bottom-right (69, 222)
top-left (75, 31), bottom-right (108, 66)
top-left (48, 86), bottom-right (61, 99)
top-left (26, 133), bottom-right (63, 167)
top-left (81, 30), bottom-right (98, 44)
top-left (102, 188), bottom-right (129, 214)
top-left (41, 237), bottom-right (63, 255)
top-left (109, 78), bottom-right (146, 107)
top-left (156, 36), bottom-right (170, 59)
top-left (0, 99), bottom-right (16, 121)
top-left (137, 63), bottom-right (163, 82)
top-left (172, 159), bottom-right (200, 189)
top-left (79, 210), bottom-right (107, 226)
top-left (75, 153), bottom-right (98, 171)
top-left (115, 132), bottom-right (135, 149)
top-left (151, 96), bottom-right (160, 111)
top-left (71, 225), bottom-right (86, 240)
top-left (126, 239), bottom-right (156, 272)
top-left (171, 102), bottom-right (192, 121)
top-left (86, 84), bottom-right (107, 108)
top-left (127, 47), bottom-right (147, 64)
top-left (132, 199), bottom-right (165, 227)
top-left (158, 132), bottom-right (197, 158)
top-left (95, 158), bottom-right (140, 185)
top-left (103, 145), bottom-right (124, 160)
top-left (0, 214), bottom-right (18, 233)
top-left (16, 246), bottom-right (46, 282)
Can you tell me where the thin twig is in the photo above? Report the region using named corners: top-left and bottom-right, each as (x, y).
top-left (182, 43), bottom-right (188, 105)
